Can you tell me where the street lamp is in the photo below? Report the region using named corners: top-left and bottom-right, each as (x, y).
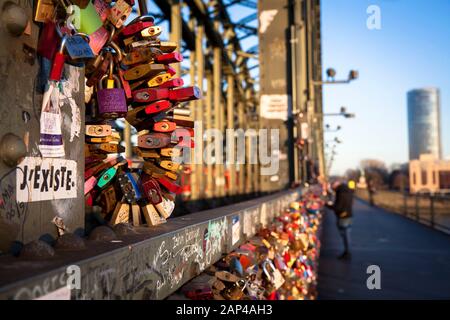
top-left (313, 68), bottom-right (359, 85)
top-left (323, 106), bottom-right (355, 118)
top-left (325, 124), bottom-right (341, 132)
top-left (326, 137), bottom-right (342, 144)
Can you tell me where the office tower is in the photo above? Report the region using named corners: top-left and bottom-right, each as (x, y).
top-left (407, 88), bottom-right (442, 160)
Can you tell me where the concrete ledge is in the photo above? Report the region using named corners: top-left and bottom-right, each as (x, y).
top-left (0, 189), bottom-right (300, 300)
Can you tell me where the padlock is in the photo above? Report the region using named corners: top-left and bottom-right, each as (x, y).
top-left (131, 204), bottom-right (142, 226)
top-left (169, 115), bottom-right (195, 128)
top-left (123, 63), bottom-right (167, 81)
top-left (78, 1), bottom-right (103, 35)
top-left (159, 147), bottom-right (181, 157)
top-left (159, 197), bottom-right (175, 219)
top-left (140, 174), bottom-right (161, 201)
top-left (110, 200), bottom-right (130, 225)
top-left (108, 0), bottom-right (132, 28)
top-left (84, 156), bottom-right (119, 179)
top-left (129, 39), bottom-right (162, 50)
top-left (262, 259), bottom-right (285, 291)
top-left (84, 176), bottom-right (97, 195)
top-left (134, 147), bottom-right (160, 159)
top-left (86, 154), bottom-right (107, 166)
top-left (140, 26), bottom-right (162, 38)
top-left (158, 159), bottom-right (181, 172)
top-left (37, 20), bottom-right (60, 60)
top-left (88, 26), bottom-right (111, 55)
top-left (97, 73), bottom-right (128, 119)
top-left (117, 171), bottom-right (143, 204)
top-left (157, 177), bottom-right (182, 194)
top-left (166, 65), bottom-right (177, 77)
top-left (143, 162), bottom-right (170, 179)
top-left (86, 135), bottom-right (120, 144)
top-left (170, 86), bottom-right (202, 102)
top-left (88, 143), bottom-right (125, 154)
top-left (93, 0), bottom-right (110, 21)
top-left (65, 33), bottom-right (95, 60)
top-left (147, 73), bottom-right (172, 88)
top-left (159, 78), bottom-right (184, 89)
top-left (141, 203), bottom-right (164, 226)
top-left (49, 36), bottom-right (67, 82)
top-left (96, 160), bottom-right (127, 189)
top-left (121, 21), bottom-right (154, 37)
top-left (159, 41), bottom-right (177, 53)
top-left (215, 271), bottom-right (241, 283)
top-left (34, 0), bottom-right (55, 23)
top-left (86, 124), bottom-right (112, 137)
top-left (153, 121), bottom-right (176, 133)
top-left (222, 279), bottom-right (247, 300)
top-left (133, 87), bottom-right (170, 103)
top-left (138, 133), bottom-right (171, 149)
top-left (154, 52), bottom-right (183, 64)
top-left (86, 51), bottom-right (113, 87)
top-left (99, 185), bottom-right (117, 214)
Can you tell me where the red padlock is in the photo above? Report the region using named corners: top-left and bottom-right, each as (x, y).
top-left (154, 52), bottom-right (183, 64)
top-left (37, 20), bottom-right (59, 60)
top-left (121, 20), bottom-right (154, 37)
top-left (169, 86), bottom-right (202, 102)
top-left (157, 177), bottom-right (182, 194)
top-left (153, 121), bottom-right (176, 133)
top-left (133, 87), bottom-right (170, 103)
top-left (159, 78), bottom-right (184, 89)
top-left (49, 36), bottom-right (67, 82)
top-left (144, 100), bottom-right (172, 115)
top-left (166, 65), bottom-right (177, 77)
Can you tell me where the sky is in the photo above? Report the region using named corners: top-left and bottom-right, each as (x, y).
top-left (321, 0), bottom-right (450, 175)
top-left (143, 1), bottom-right (449, 176)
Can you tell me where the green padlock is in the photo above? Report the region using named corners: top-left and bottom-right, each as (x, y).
top-left (79, 1), bottom-right (103, 35)
top-left (96, 166), bottom-right (118, 189)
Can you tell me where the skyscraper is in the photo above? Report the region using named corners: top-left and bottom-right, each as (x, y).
top-left (407, 88), bottom-right (442, 160)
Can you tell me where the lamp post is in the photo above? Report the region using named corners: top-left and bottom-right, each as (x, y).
top-left (310, 68), bottom-right (358, 181)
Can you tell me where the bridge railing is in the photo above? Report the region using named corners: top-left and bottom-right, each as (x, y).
top-left (0, 188), bottom-right (300, 300)
top-left (356, 189), bottom-right (450, 234)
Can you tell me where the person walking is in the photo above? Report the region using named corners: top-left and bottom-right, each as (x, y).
top-left (326, 180), bottom-right (354, 260)
top-left (367, 179), bottom-right (376, 207)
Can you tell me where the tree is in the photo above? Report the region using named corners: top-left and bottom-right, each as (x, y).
top-left (360, 159), bottom-right (389, 188)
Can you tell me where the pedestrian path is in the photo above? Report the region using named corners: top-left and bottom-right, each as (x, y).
top-left (317, 199), bottom-right (450, 299)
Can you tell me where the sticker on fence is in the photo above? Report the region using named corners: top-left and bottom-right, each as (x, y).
top-left (16, 157), bottom-right (77, 202)
top-left (231, 215), bottom-right (240, 245)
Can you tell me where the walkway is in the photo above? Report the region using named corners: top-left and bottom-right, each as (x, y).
top-left (318, 199), bottom-right (450, 299)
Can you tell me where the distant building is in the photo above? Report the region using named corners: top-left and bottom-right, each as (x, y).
top-left (409, 154), bottom-right (450, 194)
top-left (407, 88), bottom-right (442, 160)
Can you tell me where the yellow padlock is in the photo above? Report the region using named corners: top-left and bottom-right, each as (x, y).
top-left (147, 73), bottom-right (172, 87)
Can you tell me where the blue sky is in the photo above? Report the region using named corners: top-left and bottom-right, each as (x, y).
top-left (321, 0), bottom-right (450, 174)
top-left (143, 1), bottom-right (449, 175)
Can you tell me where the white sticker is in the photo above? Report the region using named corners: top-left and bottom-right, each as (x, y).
top-left (16, 157), bottom-right (77, 203)
top-left (231, 215), bottom-right (240, 246)
top-left (260, 94), bottom-right (290, 120)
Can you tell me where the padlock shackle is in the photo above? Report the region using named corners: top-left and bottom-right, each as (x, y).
top-left (98, 74), bottom-right (122, 89)
top-left (129, 14), bottom-right (155, 25)
top-left (75, 32), bottom-right (90, 44)
top-left (109, 41), bottom-right (124, 61)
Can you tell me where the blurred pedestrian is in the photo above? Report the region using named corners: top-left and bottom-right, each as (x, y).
top-left (368, 179), bottom-right (376, 206)
top-left (326, 179), bottom-right (354, 260)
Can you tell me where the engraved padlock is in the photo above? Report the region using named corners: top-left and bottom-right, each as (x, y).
top-left (97, 72), bottom-right (128, 119)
